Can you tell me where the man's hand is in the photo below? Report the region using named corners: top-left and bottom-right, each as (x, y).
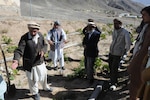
top-left (39, 51), bottom-right (44, 57)
top-left (11, 60), bottom-right (18, 69)
top-left (49, 40), bottom-right (54, 45)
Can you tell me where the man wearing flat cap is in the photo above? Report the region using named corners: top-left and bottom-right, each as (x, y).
top-left (11, 22), bottom-right (52, 100)
top-left (108, 19), bottom-right (131, 91)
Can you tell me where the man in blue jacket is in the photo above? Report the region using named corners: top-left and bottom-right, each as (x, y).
top-left (82, 22), bottom-right (101, 84)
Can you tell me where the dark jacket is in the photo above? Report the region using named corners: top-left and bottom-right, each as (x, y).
top-left (82, 25), bottom-right (101, 35)
top-left (13, 32), bottom-right (47, 72)
top-left (82, 30), bottom-right (100, 57)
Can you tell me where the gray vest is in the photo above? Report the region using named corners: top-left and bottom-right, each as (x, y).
top-left (49, 28), bottom-right (64, 51)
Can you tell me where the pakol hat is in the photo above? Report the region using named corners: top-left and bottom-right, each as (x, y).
top-left (27, 22), bottom-right (40, 29)
top-left (54, 21), bottom-right (61, 26)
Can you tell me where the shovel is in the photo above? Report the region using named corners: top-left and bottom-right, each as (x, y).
top-left (0, 44), bottom-right (16, 97)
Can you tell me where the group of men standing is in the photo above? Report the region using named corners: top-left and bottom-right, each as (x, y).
top-left (82, 18), bottom-right (131, 91)
top-left (9, 5), bottom-right (150, 99)
top-left (9, 18), bottom-right (131, 100)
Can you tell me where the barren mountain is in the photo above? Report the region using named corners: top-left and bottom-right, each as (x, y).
top-left (20, 0), bottom-right (144, 21)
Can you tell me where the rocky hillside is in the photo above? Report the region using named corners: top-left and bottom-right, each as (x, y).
top-left (20, 0), bottom-right (144, 21)
top-left (0, 0), bottom-right (20, 16)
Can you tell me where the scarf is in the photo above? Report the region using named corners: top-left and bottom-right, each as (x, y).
top-left (133, 24), bottom-right (148, 57)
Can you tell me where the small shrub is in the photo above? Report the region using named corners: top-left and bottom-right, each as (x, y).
top-left (67, 58), bottom-right (85, 79)
top-left (7, 46), bottom-right (17, 53)
top-left (44, 51), bottom-right (49, 58)
top-left (129, 24), bottom-right (133, 27)
top-left (65, 30), bottom-right (69, 34)
top-left (76, 28), bottom-right (82, 34)
top-left (107, 23), bottom-right (113, 28)
top-left (102, 26), bottom-right (107, 32)
top-left (103, 64), bottom-right (110, 72)
top-left (94, 57), bottom-right (102, 71)
top-left (1, 35), bottom-right (12, 44)
top-left (9, 69), bottom-right (19, 80)
top-left (43, 33), bottom-right (47, 37)
top-left (94, 58), bottom-right (109, 72)
top-left (64, 53), bottom-right (69, 63)
top-left (108, 30), bottom-right (113, 35)
top-left (100, 33), bottom-right (106, 40)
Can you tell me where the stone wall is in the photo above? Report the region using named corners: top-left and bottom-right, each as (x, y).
top-left (0, 0), bottom-right (20, 16)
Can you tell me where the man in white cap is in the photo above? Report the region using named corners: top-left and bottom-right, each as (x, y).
top-left (47, 21), bottom-right (67, 71)
top-left (82, 19), bottom-right (101, 35)
top-left (11, 22), bottom-right (52, 100)
top-left (82, 22), bottom-right (101, 84)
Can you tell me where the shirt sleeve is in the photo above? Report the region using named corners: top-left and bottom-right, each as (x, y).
top-left (14, 36), bottom-right (26, 61)
top-left (125, 30), bottom-right (131, 52)
top-left (61, 29), bottom-right (67, 41)
top-left (46, 31), bottom-right (51, 41)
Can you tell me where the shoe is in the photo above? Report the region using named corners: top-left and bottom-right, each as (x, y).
top-left (44, 87), bottom-right (53, 92)
top-left (33, 93), bottom-right (40, 100)
top-left (61, 67), bottom-right (65, 70)
top-left (110, 85), bottom-right (117, 91)
top-left (54, 66), bottom-right (58, 70)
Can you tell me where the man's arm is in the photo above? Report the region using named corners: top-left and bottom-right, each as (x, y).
top-left (125, 31), bottom-right (131, 52)
top-left (12, 36), bottom-right (26, 69)
top-left (46, 31), bottom-right (54, 45)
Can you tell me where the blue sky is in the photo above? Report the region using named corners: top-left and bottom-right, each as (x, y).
top-left (132, 0), bottom-right (150, 6)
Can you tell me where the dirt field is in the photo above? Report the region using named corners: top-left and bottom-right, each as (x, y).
top-left (0, 25), bottom-right (132, 100)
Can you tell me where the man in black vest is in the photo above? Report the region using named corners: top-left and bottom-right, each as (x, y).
top-left (11, 22), bottom-right (52, 100)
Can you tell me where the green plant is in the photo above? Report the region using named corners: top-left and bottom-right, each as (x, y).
top-left (65, 30), bottom-right (69, 34)
top-left (12, 69), bottom-right (19, 75)
top-left (94, 58), bottom-right (109, 72)
top-left (43, 33), bottom-right (47, 37)
top-left (102, 26), bottom-right (107, 32)
top-left (94, 57), bottom-right (102, 71)
top-left (9, 74), bottom-right (15, 80)
top-left (9, 69), bottom-right (19, 81)
top-left (44, 51), bottom-right (49, 58)
top-left (107, 30), bottom-right (113, 35)
top-left (64, 53), bottom-right (69, 63)
top-left (107, 23), bottom-right (113, 28)
top-left (102, 64), bottom-right (110, 72)
top-left (129, 24), bottom-right (133, 27)
top-left (67, 58), bottom-right (85, 79)
top-left (1, 35), bottom-right (12, 44)
top-left (7, 46), bottom-right (17, 53)
top-left (76, 28), bottom-right (82, 34)
top-left (100, 33), bottom-right (106, 40)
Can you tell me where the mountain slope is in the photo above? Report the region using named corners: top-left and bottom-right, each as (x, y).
top-left (20, 0), bottom-right (144, 20)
